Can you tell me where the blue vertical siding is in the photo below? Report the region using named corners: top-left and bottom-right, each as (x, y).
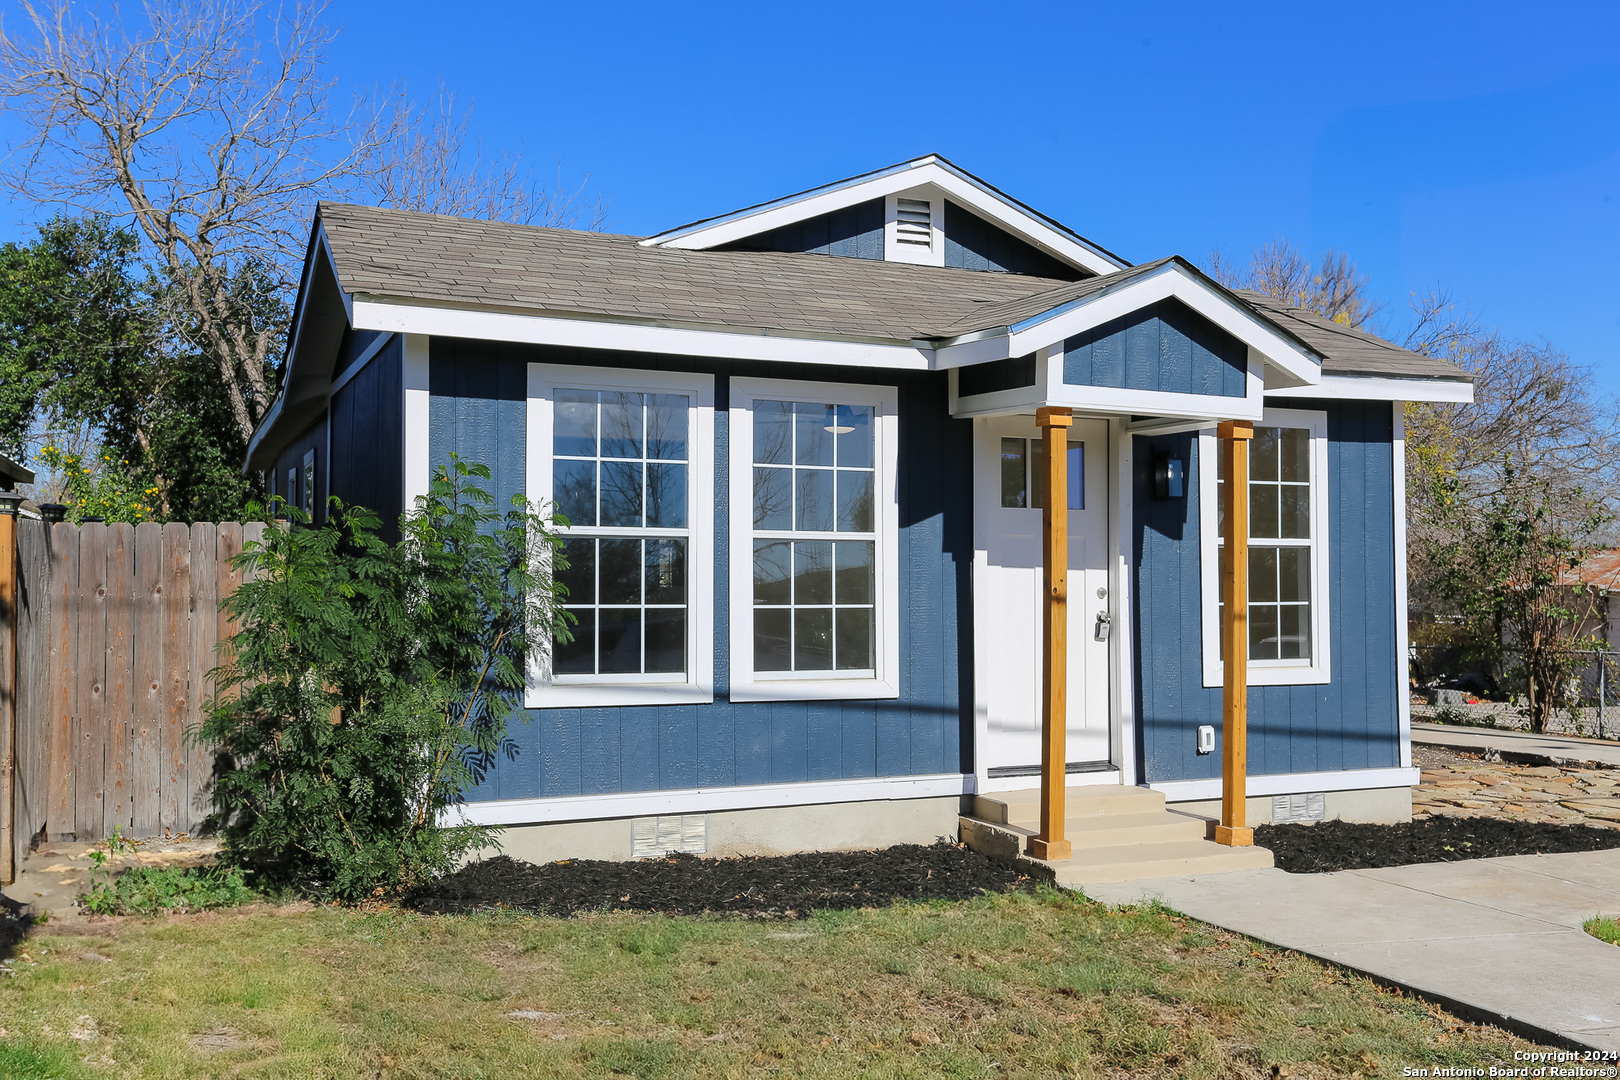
top-left (1132, 401), bottom-right (1399, 782)
top-left (943, 202), bottom-right (1081, 279)
top-left (328, 333), bottom-right (403, 540)
top-left (428, 339), bottom-right (973, 801)
top-left (1064, 300), bottom-right (1247, 398)
top-left (718, 198), bottom-right (885, 260)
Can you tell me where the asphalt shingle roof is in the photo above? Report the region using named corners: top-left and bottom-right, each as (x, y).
top-left (317, 202), bottom-right (1469, 382)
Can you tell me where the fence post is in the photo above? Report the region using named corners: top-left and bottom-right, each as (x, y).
top-left (0, 491), bottom-right (21, 885)
top-left (1601, 658), bottom-right (1607, 740)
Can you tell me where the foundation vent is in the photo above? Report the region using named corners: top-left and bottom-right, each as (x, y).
top-left (631, 814), bottom-right (708, 858)
top-left (895, 198), bottom-right (933, 247)
top-left (1271, 793), bottom-right (1326, 824)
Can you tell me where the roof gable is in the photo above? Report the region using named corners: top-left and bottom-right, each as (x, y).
top-left (640, 155), bottom-right (1128, 277)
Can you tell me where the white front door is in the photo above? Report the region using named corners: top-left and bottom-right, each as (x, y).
top-left (973, 416), bottom-right (1111, 775)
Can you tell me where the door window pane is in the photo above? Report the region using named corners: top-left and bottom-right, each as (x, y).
top-left (1000, 438), bottom-right (1028, 508)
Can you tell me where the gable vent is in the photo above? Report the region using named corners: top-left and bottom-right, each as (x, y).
top-left (895, 197), bottom-right (933, 246)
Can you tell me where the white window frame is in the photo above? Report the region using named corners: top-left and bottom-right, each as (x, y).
top-left (525, 363), bottom-right (715, 708)
top-left (729, 377), bottom-right (901, 703)
top-left (1199, 407), bottom-right (1332, 687)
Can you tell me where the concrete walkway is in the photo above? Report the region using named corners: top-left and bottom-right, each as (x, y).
top-left (1085, 849), bottom-right (1620, 1053)
top-left (1413, 721), bottom-right (1620, 769)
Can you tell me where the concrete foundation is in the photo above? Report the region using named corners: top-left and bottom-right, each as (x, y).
top-left (475, 795), bottom-right (966, 865)
top-left (1167, 785), bottom-right (1413, 826)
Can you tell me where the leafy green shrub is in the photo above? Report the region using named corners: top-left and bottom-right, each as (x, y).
top-left (80, 865), bottom-right (257, 916)
top-left (202, 457), bottom-right (567, 900)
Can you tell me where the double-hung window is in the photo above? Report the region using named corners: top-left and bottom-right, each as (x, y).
top-left (728, 379), bottom-right (900, 702)
top-left (1200, 408), bottom-right (1331, 687)
top-left (526, 364), bottom-right (714, 707)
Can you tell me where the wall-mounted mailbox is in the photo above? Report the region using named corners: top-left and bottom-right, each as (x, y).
top-left (1153, 454), bottom-right (1184, 500)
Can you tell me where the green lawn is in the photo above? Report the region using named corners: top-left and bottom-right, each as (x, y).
top-left (0, 888), bottom-right (1537, 1078)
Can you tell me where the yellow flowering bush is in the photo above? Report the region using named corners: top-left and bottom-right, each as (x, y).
top-left (37, 445), bottom-right (155, 523)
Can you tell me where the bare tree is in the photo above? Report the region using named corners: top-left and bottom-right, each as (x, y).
top-left (368, 84), bottom-right (606, 229)
top-left (1208, 239), bottom-right (1381, 330)
top-left (0, 0), bottom-right (600, 446)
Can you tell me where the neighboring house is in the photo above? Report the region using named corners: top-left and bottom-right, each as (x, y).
top-left (246, 156), bottom-right (1473, 862)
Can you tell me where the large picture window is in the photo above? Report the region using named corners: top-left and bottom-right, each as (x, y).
top-left (1199, 408), bottom-right (1331, 687)
top-left (526, 365), bottom-right (714, 707)
top-left (729, 379), bottom-right (900, 702)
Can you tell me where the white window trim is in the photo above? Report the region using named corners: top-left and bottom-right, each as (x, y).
top-left (729, 377), bottom-right (901, 703)
top-left (1199, 407), bottom-right (1332, 688)
top-left (525, 363), bottom-right (715, 708)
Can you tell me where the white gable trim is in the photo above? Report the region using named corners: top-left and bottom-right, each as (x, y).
top-left (935, 262), bottom-right (1323, 388)
top-left (1267, 374), bottom-right (1474, 404)
top-left (642, 157), bottom-right (1127, 277)
top-left (349, 297), bottom-right (934, 371)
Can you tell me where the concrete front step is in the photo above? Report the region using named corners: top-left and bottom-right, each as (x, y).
top-left (974, 784), bottom-right (1165, 827)
top-left (1048, 839), bottom-right (1274, 886)
top-left (961, 783), bottom-right (1275, 886)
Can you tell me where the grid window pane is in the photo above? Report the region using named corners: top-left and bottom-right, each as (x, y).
top-left (600, 392), bottom-right (643, 458)
top-left (796, 469), bottom-right (834, 532)
top-left (555, 610), bottom-right (595, 674)
top-left (647, 463), bottom-right (687, 528)
top-left (645, 609), bottom-right (686, 673)
top-left (754, 400), bottom-right (793, 465)
top-left (795, 404), bottom-right (835, 466)
top-left (835, 405), bottom-right (874, 468)
top-left (754, 541), bottom-right (792, 605)
top-left (1279, 486), bottom-right (1310, 539)
top-left (836, 470), bottom-right (874, 532)
top-left (554, 460), bottom-right (597, 526)
top-left (549, 387), bottom-right (692, 681)
top-left (554, 390), bottom-right (598, 456)
top-left (835, 542), bottom-right (874, 605)
top-left (793, 542), bottom-right (833, 605)
top-left (599, 609), bottom-right (642, 674)
top-left (836, 608), bottom-right (874, 671)
top-left (754, 609), bottom-right (791, 671)
top-left (600, 461), bottom-right (644, 527)
top-left (794, 608), bottom-right (834, 670)
top-left (754, 467), bottom-right (791, 530)
top-left (1030, 443), bottom-right (1084, 510)
top-left (1279, 547), bottom-right (1310, 603)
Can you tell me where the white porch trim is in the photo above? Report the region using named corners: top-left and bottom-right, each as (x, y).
top-left (1271, 375), bottom-right (1473, 403)
top-left (443, 772), bottom-right (974, 827)
top-left (1150, 766), bottom-right (1421, 802)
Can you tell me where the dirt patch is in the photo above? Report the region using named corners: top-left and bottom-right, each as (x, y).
top-left (1256, 817), bottom-right (1620, 874)
top-left (409, 842), bottom-right (1050, 918)
top-left (191, 1027), bottom-right (253, 1053)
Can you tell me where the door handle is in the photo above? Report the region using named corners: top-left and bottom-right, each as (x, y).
top-left (1094, 611), bottom-right (1112, 642)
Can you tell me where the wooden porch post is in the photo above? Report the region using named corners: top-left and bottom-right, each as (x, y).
top-left (1029, 407), bottom-right (1073, 861)
top-left (0, 492), bottom-right (20, 884)
top-left (1216, 420), bottom-right (1254, 847)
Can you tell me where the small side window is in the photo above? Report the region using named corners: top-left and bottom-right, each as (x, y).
top-left (302, 449), bottom-right (317, 521)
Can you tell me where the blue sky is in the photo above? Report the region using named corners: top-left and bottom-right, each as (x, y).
top-left (5, 1), bottom-right (1618, 390)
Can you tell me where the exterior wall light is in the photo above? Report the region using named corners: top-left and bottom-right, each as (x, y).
top-left (1153, 454), bottom-right (1184, 500)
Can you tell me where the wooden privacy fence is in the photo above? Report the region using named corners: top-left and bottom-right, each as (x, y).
top-left (9, 520), bottom-right (263, 868)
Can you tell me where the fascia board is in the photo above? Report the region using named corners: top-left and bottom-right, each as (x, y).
top-left (349, 298), bottom-right (935, 371)
top-left (1269, 374), bottom-right (1475, 404)
top-left (648, 160), bottom-right (1125, 276)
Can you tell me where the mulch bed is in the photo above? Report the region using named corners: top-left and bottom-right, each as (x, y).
top-left (1257, 817), bottom-right (1620, 874)
top-left (409, 842), bottom-right (1050, 918)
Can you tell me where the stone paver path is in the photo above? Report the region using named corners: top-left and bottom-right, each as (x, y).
top-left (1413, 744), bottom-right (1620, 828)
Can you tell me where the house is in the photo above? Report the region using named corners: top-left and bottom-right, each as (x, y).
top-left (246, 156), bottom-right (1472, 870)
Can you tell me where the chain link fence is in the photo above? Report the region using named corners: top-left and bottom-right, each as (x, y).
top-left (1410, 644), bottom-right (1618, 740)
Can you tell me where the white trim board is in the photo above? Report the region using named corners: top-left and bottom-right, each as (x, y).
top-left (641, 156), bottom-right (1127, 277)
top-left (444, 772), bottom-right (973, 827)
top-left (1151, 767), bottom-right (1421, 802)
top-left (1269, 375), bottom-right (1474, 403)
top-left (402, 334), bottom-right (431, 517)
top-left (1393, 402), bottom-right (1413, 769)
top-left (351, 298), bottom-right (933, 372)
